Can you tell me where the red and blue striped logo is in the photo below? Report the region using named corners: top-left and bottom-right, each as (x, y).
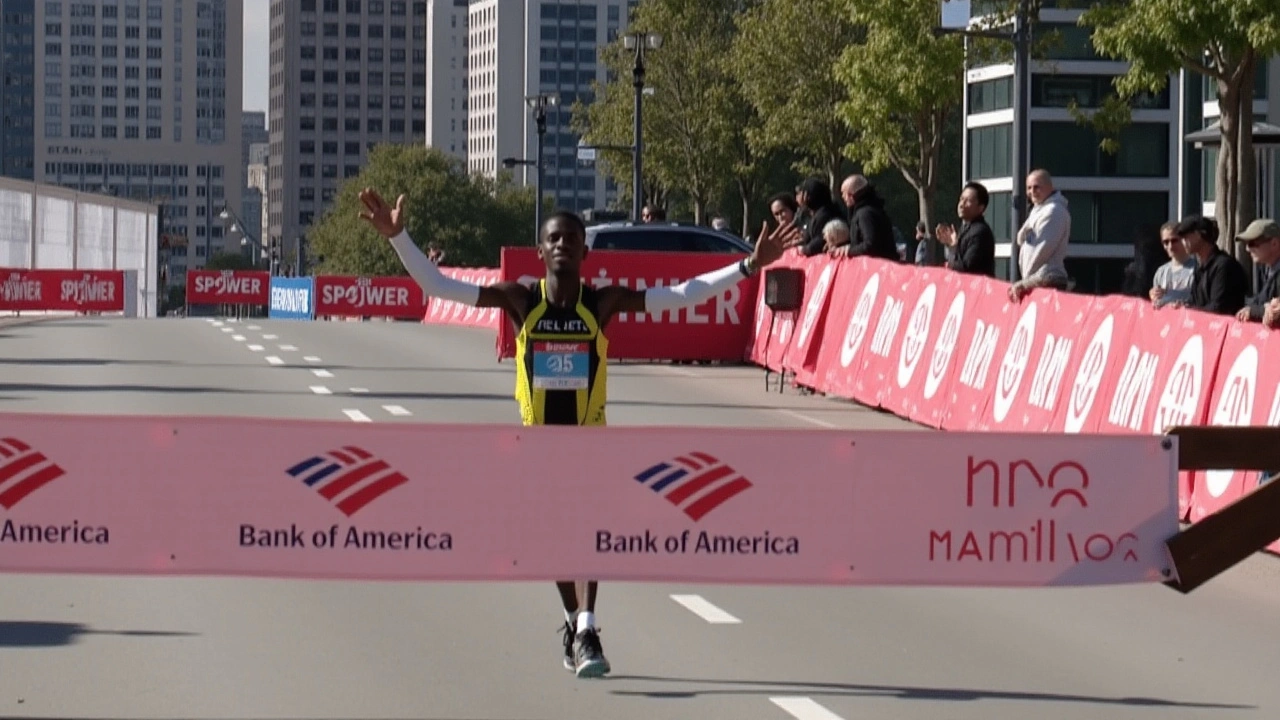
top-left (286, 446), bottom-right (408, 517)
top-left (0, 438), bottom-right (65, 510)
top-left (634, 452), bottom-right (752, 521)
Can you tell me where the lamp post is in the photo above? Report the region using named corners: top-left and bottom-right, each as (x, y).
top-left (217, 205), bottom-right (267, 269)
top-left (937, 0), bottom-right (1031, 283)
top-left (623, 31), bottom-right (662, 223)
top-left (523, 93), bottom-right (559, 238)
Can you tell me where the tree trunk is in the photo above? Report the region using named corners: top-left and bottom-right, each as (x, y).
top-left (738, 177), bottom-right (754, 241)
top-left (1215, 77), bottom-right (1241, 252)
top-left (1235, 55), bottom-right (1258, 268)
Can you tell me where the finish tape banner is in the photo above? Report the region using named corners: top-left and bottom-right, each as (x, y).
top-left (0, 412), bottom-right (1178, 586)
top-left (0, 268), bottom-right (126, 313)
top-left (315, 275), bottom-right (425, 319)
top-left (187, 270), bottom-right (270, 306)
top-left (497, 248), bottom-right (759, 362)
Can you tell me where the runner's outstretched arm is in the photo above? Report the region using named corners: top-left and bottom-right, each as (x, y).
top-left (600, 220), bottom-right (799, 317)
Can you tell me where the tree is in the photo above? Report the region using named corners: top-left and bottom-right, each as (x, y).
top-left (306, 145), bottom-right (537, 274)
top-left (574, 0), bottom-right (744, 224)
top-left (204, 251), bottom-right (255, 270)
top-left (833, 0), bottom-right (966, 250)
top-left (730, 0), bottom-right (861, 188)
top-left (1080, 0), bottom-right (1280, 252)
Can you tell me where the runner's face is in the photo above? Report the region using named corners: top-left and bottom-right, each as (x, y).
top-left (539, 218), bottom-right (586, 273)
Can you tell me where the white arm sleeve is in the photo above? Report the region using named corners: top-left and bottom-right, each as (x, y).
top-left (387, 229), bottom-right (482, 306)
top-left (644, 260), bottom-right (750, 313)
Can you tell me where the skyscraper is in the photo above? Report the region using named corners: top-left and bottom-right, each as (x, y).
top-left (268, 0), bottom-right (429, 268)
top-left (0, 0), bottom-right (37, 180)
top-left (424, 0), bottom-right (468, 160)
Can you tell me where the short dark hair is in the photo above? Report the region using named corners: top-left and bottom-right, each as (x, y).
top-left (962, 181), bottom-right (989, 208)
top-left (540, 210), bottom-right (586, 240)
top-left (768, 192), bottom-right (799, 214)
top-left (1174, 215), bottom-right (1218, 244)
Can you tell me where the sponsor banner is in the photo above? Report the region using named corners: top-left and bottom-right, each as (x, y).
top-left (1052, 295), bottom-right (1141, 435)
top-left (781, 254), bottom-right (841, 388)
top-left (849, 262), bottom-right (923, 408)
top-left (0, 268), bottom-right (125, 313)
top-left (497, 249), bottom-right (759, 362)
top-left (749, 250), bottom-right (807, 373)
top-left (268, 276), bottom-right (315, 321)
top-left (314, 275), bottom-right (425, 319)
top-left (978, 291), bottom-right (1097, 433)
top-left (422, 268), bottom-right (503, 329)
top-left (187, 270), bottom-right (270, 306)
top-left (899, 270), bottom-right (983, 428)
top-left (811, 257), bottom-right (883, 402)
top-left (940, 277), bottom-right (1021, 431)
top-left (0, 412), bottom-right (1177, 587)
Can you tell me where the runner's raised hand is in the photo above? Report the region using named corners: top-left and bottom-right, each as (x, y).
top-left (750, 219), bottom-right (801, 270)
top-left (358, 188), bottom-right (405, 239)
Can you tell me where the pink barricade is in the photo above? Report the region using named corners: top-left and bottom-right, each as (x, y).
top-left (422, 267), bottom-right (502, 330)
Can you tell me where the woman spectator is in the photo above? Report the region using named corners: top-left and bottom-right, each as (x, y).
top-left (787, 178), bottom-right (842, 257)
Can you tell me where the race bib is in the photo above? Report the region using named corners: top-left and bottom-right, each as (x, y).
top-left (533, 341), bottom-right (589, 390)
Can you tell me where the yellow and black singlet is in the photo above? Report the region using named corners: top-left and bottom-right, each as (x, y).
top-left (514, 279), bottom-right (609, 427)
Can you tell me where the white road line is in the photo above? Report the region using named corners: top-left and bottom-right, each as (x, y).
top-left (769, 697), bottom-right (845, 720)
top-left (211, 321), bottom-right (223, 326)
top-left (280, 344), bottom-right (299, 351)
top-left (669, 594), bottom-right (742, 624)
top-left (247, 325), bottom-right (261, 330)
top-left (662, 365), bottom-right (701, 378)
top-left (232, 335), bottom-right (246, 342)
top-left (778, 409), bottom-right (839, 429)
top-left (265, 356), bottom-right (284, 366)
top-left (247, 344), bottom-right (264, 351)
top-left (309, 386), bottom-right (332, 395)
top-left (312, 369), bottom-right (334, 378)
top-left (220, 327), bottom-right (233, 333)
top-left (303, 355), bottom-right (321, 363)
top-left (383, 405), bottom-right (411, 416)
top-left (350, 387), bottom-right (369, 393)
top-left (343, 409), bottom-right (372, 422)
top-left (263, 334), bottom-right (279, 340)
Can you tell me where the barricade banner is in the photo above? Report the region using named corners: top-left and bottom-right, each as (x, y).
top-left (893, 269), bottom-right (980, 427)
top-left (0, 411), bottom-right (1178, 587)
top-left (941, 277), bottom-right (1021, 431)
top-left (497, 249), bottom-right (758, 362)
top-left (749, 251), bottom-right (805, 373)
top-left (0, 268), bottom-right (125, 313)
top-left (977, 291), bottom-right (1097, 433)
top-left (849, 262), bottom-right (924, 408)
top-left (268, 276), bottom-right (315, 321)
top-left (186, 270), bottom-right (270, 306)
top-left (422, 268), bottom-right (502, 330)
top-left (1052, 295), bottom-right (1141, 435)
top-left (315, 275), bottom-right (424, 319)
top-left (781, 254), bottom-right (841, 388)
top-left (811, 257), bottom-right (881, 401)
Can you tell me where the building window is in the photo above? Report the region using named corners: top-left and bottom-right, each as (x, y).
top-left (1031, 121), bottom-right (1169, 178)
top-left (969, 77), bottom-right (1012, 114)
top-left (1033, 75), bottom-right (1170, 109)
top-left (1059, 191), bottom-right (1169, 245)
top-left (967, 124), bottom-right (1011, 180)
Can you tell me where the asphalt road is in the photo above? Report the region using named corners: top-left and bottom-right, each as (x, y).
top-left (0, 316), bottom-right (1277, 720)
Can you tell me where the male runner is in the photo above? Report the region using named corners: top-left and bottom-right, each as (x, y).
top-left (357, 188), bottom-right (796, 678)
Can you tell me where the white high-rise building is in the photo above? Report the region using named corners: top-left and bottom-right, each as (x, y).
top-left (29, 0), bottom-right (244, 286)
top-left (465, 0), bottom-right (637, 213)
top-left (424, 0), bottom-right (468, 160)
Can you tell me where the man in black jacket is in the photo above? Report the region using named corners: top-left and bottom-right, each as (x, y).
top-left (828, 174), bottom-right (899, 262)
top-left (1173, 215), bottom-right (1247, 316)
top-left (1234, 219), bottom-right (1280, 323)
top-left (935, 181), bottom-right (996, 277)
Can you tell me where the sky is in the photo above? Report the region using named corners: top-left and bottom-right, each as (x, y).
top-left (243, 1), bottom-right (270, 118)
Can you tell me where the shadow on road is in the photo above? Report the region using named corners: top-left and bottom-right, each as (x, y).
top-left (604, 674), bottom-right (1254, 710)
top-left (0, 621), bottom-right (198, 647)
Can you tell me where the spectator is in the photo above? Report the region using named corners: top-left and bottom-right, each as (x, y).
top-left (787, 178), bottom-right (842, 257)
top-left (829, 174), bottom-right (898, 261)
top-left (1234, 219), bottom-right (1280, 323)
top-left (769, 192), bottom-right (801, 230)
top-left (1175, 214), bottom-right (1248, 316)
top-left (935, 181), bottom-right (996, 277)
top-left (1009, 169), bottom-right (1071, 302)
top-left (1149, 221), bottom-right (1196, 308)
top-left (1264, 297), bottom-right (1280, 328)
top-left (822, 218), bottom-right (850, 249)
top-left (641, 205), bottom-right (666, 223)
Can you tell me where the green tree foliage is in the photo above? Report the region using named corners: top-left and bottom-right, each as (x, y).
top-left (306, 145), bottom-right (538, 274)
top-left (730, 0), bottom-right (860, 188)
top-left (1080, 0), bottom-right (1280, 252)
top-left (834, 0), bottom-right (966, 252)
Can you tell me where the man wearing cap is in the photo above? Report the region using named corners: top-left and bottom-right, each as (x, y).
top-left (1234, 219), bottom-right (1280, 323)
top-left (1173, 215), bottom-right (1248, 316)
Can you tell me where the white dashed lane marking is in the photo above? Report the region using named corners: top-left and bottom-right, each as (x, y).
top-left (265, 356), bottom-right (284, 366)
top-left (280, 345), bottom-right (299, 352)
top-left (669, 594), bottom-right (742, 624)
top-left (383, 405), bottom-right (411, 417)
top-left (263, 334), bottom-right (278, 340)
top-left (232, 335), bottom-right (246, 342)
top-left (777, 409), bottom-right (839, 429)
top-left (769, 697), bottom-right (845, 720)
top-left (309, 386), bottom-right (332, 395)
top-left (343, 409), bottom-right (372, 422)
top-left (304, 356), bottom-right (321, 363)
top-left (247, 344), bottom-right (264, 351)
top-left (350, 387), bottom-right (369, 394)
top-left (312, 369), bottom-right (334, 378)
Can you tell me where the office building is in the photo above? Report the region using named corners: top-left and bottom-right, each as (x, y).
top-left (0, 0), bottom-right (37, 180)
top-left (268, 0), bottom-right (428, 267)
top-left (465, 0), bottom-right (637, 213)
top-left (424, 0), bottom-right (468, 160)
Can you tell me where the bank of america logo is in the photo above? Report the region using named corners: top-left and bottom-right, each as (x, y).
top-left (286, 446), bottom-right (408, 517)
top-left (633, 452), bottom-right (753, 521)
top-left (0, 438), bottom-right (66, 510)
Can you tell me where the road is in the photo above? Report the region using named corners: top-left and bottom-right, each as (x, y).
top-left (0, 315), bottom-right (1276, 720)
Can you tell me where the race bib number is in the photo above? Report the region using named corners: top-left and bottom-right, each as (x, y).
top-left (533, 342), bottom-right (589, 390)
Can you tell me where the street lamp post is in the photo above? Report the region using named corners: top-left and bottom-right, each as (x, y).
top-left (524, 93), bottom-right (559, 238)
top-left (217, 205), bottom-right (267, 269)
top-left (623, 31), bottom-right (662, 223)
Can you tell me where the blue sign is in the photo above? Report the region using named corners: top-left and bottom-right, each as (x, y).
top-left (268, 276), bottom-right (315, 320)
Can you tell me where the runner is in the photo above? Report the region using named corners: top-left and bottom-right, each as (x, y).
top-left (357, 188), bottom-right (797, 678)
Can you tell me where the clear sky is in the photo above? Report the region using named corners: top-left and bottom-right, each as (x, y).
top-left (243, 1), bottom-right (270, 119)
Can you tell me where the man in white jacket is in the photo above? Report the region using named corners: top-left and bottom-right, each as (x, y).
top-left (1009, 169), bottom-right (1071, 302)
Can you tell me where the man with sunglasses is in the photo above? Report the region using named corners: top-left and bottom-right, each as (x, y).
top-left (1234, 219), bottom-right (1280, 323)
top-left (1171, 215), bottom-right (1248, 317)
top-left (1150, 221), bottom-right (1197, 309)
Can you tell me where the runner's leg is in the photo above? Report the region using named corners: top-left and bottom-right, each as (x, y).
top-left (571, 580), bottom-right (609, 677)
top-left (556, 581), bottom-right (578, 670)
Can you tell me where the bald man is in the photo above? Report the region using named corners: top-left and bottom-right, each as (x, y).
top-left (829, 174), bottom-right (898, 262)
top-left (1009, 169), bottom-right (1071, 302)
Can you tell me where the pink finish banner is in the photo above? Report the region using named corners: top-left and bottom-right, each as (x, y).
top-left (0, 412), bottom-right (1178, 587)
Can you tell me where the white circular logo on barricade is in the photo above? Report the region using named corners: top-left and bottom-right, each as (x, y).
top-left (1205, 344), bottom-right (1258, 498)
top-left (993, 302), bottom-right (1039, 423)
top-left (840, 272), bottom-right (881, 368)
top-left (1063, 315), bottom-right (1114, 434)
top-left (897, 283), bottom-right (937, 389)
top-left (924, 291), bottom-right (966, 400)
top-left (797, 264), bottom-right (835, 348)
top-left (1152, 334), bottom-right (1204, 434)
top-left (755, 286), bottom-right (769, 337)
top-left (777, 312), bottom-right (794, 346)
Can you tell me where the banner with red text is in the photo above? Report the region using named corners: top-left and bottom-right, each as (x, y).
top-left (940, 277), bottom-right (1021, 431)
top-left (0, 411), bottom-right (1178, 587)
top-left (0, 269), bottom-right (126, 313)
top-left (497, 249), bottom-right (758, 361)
top-left (314, 275), bottom-right (425, 319)
top-left (186, 270), bottom-right (270, 306)
top-left (422, 268), bottom-right (503, 329)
